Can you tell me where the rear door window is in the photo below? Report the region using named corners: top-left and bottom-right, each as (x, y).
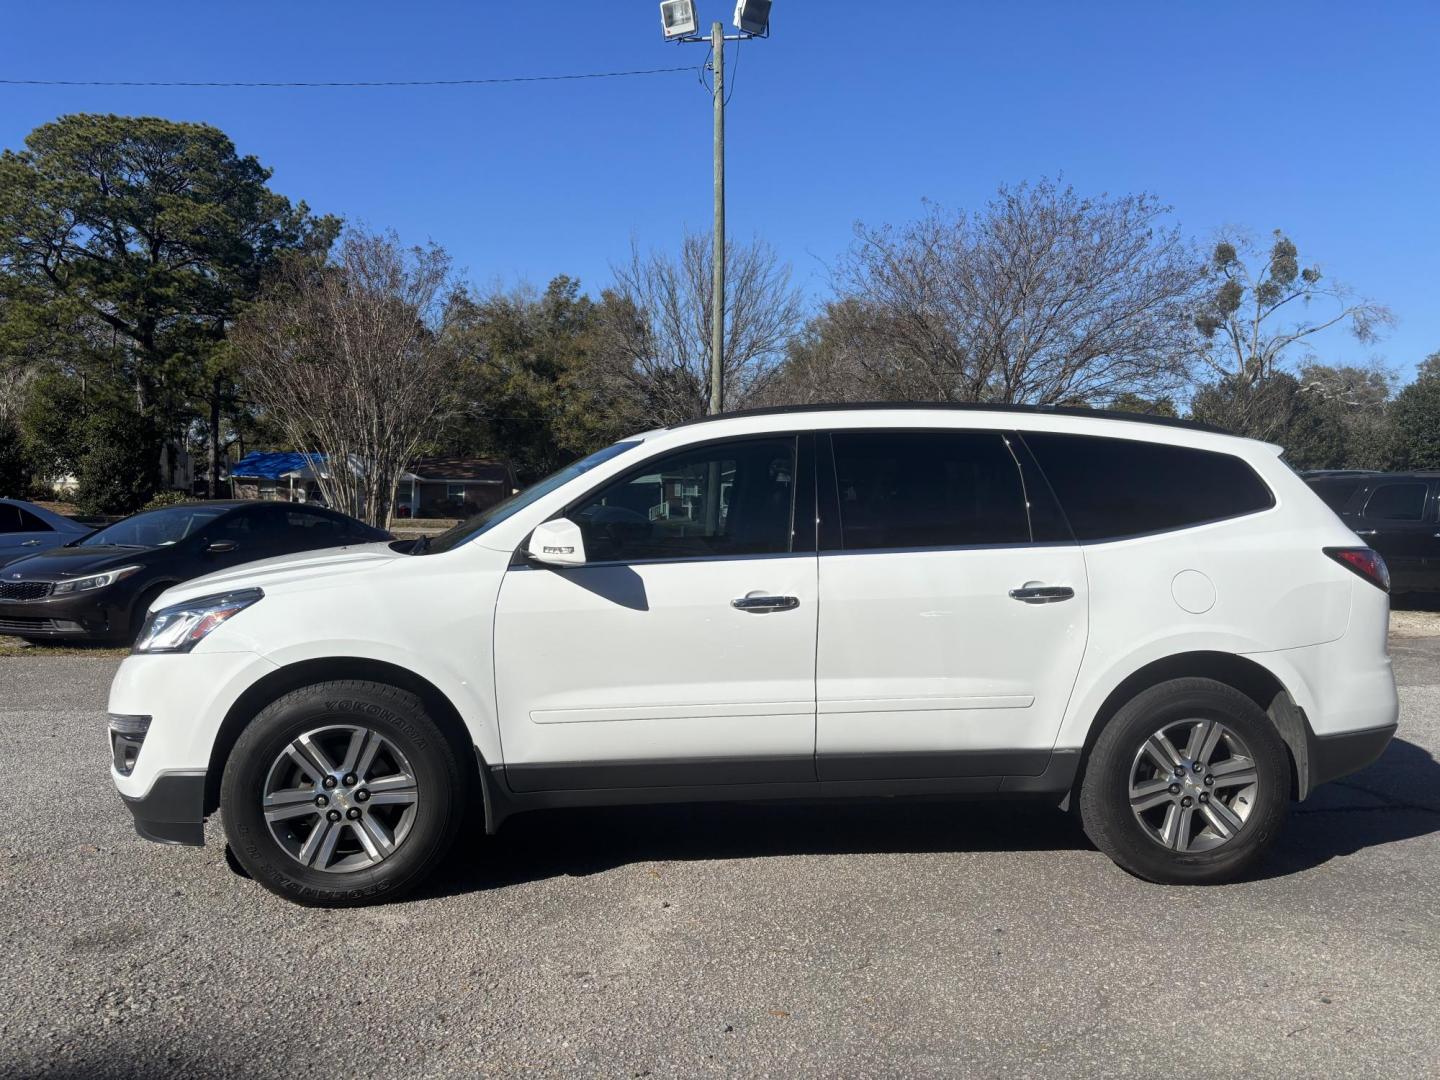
top-left (15, 507), bottom-right (52, 531)
top-left (828, 431), bottom-right (1034, 550)
top-left (0, 505), bottom-right (22, 533)
top-left (1363, 482), bottom-right (1429, 522)
top-left (1023, 432), bottom-right (1275, 542)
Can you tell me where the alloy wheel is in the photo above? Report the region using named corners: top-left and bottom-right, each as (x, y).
top-left (1128, 717), bottom-right (1259, 853)
top-left (261, 724), bottom-right (420, 873)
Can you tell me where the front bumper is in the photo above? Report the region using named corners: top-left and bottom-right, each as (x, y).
top-left (0, 594), bottom-right (121, 640)
top-left (119, 771), bottom-right (207, 846)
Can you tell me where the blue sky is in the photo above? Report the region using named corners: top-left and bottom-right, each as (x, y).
top-left (4, 1), bottom-right (1438, 380)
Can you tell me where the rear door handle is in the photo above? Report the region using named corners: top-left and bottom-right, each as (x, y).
top-left (731, 595), bottom-right (800, 613)
top-left (1009, 585), bottom-right (1075, 604)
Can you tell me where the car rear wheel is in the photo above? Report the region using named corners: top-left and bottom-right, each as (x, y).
top-left (220, 680), bottom-right (465, 906)
top-left (1079, 677), bottom-right (1290, 885)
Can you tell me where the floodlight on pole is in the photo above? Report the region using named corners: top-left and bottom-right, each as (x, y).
top-left (659, 0), bottom-right (698, 40)
top-left (657, 3), bottom-right (774, 415)
top-left (732, 0), bottom-right (771, 36)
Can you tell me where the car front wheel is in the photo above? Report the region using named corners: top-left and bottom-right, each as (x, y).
top-left (1079, 677), bottom-right (1290, 885)
top-left (220, 680), bottom-right (465, 906)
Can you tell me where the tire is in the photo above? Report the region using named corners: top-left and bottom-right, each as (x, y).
top-left (220, 680), bottom-right (466, 906)
top-left (1079, 677), bottom-right (1290, 885)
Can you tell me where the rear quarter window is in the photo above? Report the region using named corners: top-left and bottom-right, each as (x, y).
top-left (1023, 432), bottom-right (1275, 542)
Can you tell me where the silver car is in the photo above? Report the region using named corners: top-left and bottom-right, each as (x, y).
top-left (0, 498), bottom-right (93, 566)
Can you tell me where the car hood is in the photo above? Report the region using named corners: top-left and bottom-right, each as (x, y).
top-left (157, 542), bottom-right (405, 606)
top-left (0, 545), bottom-right (150, 581)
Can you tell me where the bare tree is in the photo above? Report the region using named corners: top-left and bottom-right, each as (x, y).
top-left (595, 230), bottom-right (805, 426)
top-left (819, 180), bottom-right (1205, 406)
top-left (1194, 230), bottom-right (1393, 386)
top-left (232, 229), bottom-right (456, 528)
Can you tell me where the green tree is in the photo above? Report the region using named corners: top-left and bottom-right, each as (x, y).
top-left (442, 276), bottom-right (641, 482)
top-left (1109, 392), bottom-right (1178, 418)
top-left (0, 113), bottom-right (336, 494)
top-left (1190, 372), bottom-right (1346, 469)
top-left (0, 414), bottom-right (30, 496)
top-left (1295, 363), bottom-right (1400, 470)
top-left (74, 406), bottom-right (163, 514)
top-left (18, 366), bottom-right (162, 511)
top-left (1392, 361), bottom-right (1440, 469)
top-left (17, 367), bottom-right (89, 480)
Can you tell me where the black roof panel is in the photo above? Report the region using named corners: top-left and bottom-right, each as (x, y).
top-left (668, 401), bottom-right (1231, 437)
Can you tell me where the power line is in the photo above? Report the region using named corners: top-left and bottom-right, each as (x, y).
top-left (0, 66), bottom-right (695, 89)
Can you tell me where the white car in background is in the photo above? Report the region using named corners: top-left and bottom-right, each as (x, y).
top-left (107, 405), bottom-right (1398, 905)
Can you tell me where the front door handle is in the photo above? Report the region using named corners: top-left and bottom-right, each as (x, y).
top-left (21, 540), bottom-right (42, 546)
top-left (1009, 584), bottom-right (1075, 604)
top-left (731, 595), bottom-right (800, 613)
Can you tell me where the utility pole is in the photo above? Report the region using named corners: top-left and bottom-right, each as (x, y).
top-left (709, 19), bottom-right (725, 415)
top-left (659, 1), bottom-right (772, 417)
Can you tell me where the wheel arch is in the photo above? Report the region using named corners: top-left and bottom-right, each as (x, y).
top-left (204, 656), bottom-right (482, 816)
top-left (1069, 651), bottom-right (1309, 805)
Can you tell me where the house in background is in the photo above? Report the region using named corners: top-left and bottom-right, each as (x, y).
top-left (230, 452), bottom-right (329, 503)
top-left (231, 451), bottom-right (515, 520)
top-left (396, 457), bottom-right (516, 519)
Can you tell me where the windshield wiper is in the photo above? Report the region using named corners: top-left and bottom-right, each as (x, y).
top-left (410, 535), bottom-right (431, 555)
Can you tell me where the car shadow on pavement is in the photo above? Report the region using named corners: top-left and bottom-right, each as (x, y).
top-left (1257, 736), bottom-right (1440, 879)
top-left (410, 737), bottom-right (1440, 899)
top-left (420, 797), bottom-right (1091, 899)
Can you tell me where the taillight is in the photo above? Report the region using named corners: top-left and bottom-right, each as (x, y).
top-left (1324, 547), bottom-right (1390, 593)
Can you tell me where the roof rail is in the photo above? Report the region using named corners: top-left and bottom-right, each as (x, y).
top-left (668, 401), bottom-right (1232, 437)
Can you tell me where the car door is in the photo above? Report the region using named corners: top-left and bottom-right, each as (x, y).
top-left (0, 503), bottom-right (57, 562)
top-left (493, 434), bottom-right (818, 792)
top-left (196, 507), bottom-right (286, 569)
top-left (1352, 480), bottom-right (1435, 591)
top-left (814, 429), bottom-right (1088, 781)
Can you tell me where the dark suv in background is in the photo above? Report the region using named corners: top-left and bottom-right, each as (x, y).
top-left (1304, 471), bottom-right (1440, 595)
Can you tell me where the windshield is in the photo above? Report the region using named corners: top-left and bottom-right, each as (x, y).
top-left (79, 505), bottom-right (231, 548)
top-left (420, 441), bottom-right (642, 554)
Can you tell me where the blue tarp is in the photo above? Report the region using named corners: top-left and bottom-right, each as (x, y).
top-left (230, 451), bottom-right (326, 480)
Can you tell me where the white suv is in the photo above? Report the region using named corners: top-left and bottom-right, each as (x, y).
top-left (108, 406), bottom-right (1398, 905)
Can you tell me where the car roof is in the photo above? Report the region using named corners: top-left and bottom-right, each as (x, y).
top-left (667, 402), bottom-right (1230, 437)
top-left (0, 497), bottom-right (94, 531)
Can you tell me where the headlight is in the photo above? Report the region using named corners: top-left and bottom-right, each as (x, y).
top-left (133, 589), bottom-right (263, 654)
top-left (51, 565), bottom-right (143, 595)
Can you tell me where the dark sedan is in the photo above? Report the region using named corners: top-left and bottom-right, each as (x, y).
top-left (0, 501), bottom-right (390, 644)
top-left (1305, 470), bottom-right (1440, 595)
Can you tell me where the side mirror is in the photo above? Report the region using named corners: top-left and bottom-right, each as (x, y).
top-left (527, 518), bottom-right (586, 568)
top-left (206, 540), bottom-right (239, 555)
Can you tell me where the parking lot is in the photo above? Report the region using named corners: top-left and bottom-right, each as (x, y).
top-left (1, 621), bottom-right (1438, 1079)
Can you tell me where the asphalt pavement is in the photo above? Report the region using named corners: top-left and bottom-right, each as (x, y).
top-left (2, 628), bottom-right (1438, 1078)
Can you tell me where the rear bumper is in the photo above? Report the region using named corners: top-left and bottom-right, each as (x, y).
top-left (1307, 723), bottom-right (1397, 789)
top-left (118, 771), bottom-right (207, 846)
